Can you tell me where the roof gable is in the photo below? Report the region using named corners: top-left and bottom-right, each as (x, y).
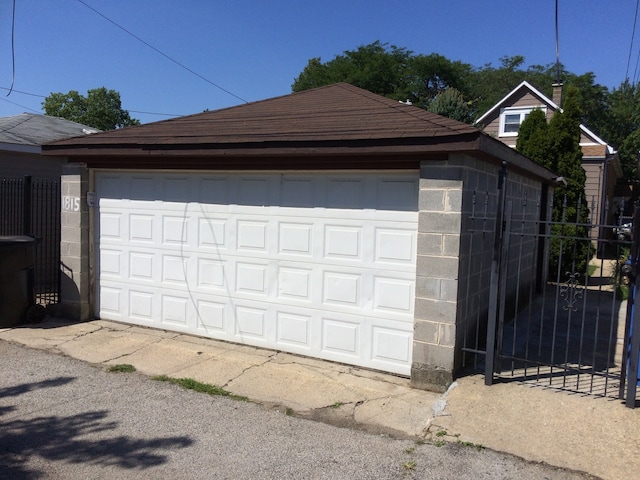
top-left (475, 81), bottom-right (559, 126)
top-left (475, 80), bottom-right (614, 153)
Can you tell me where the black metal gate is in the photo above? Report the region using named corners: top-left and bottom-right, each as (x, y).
top-left (0, 176), bottom-right (61, 306)
top-left (461, 165), bottom-right (640, 406)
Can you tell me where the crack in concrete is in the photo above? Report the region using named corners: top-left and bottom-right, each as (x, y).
top-left (55, 325), bottom-right (106, 347)
top-left (96, 335), bottom-right (165, 364)
top-left (222, 350), bottom-right (279, 389)
top-left (422, 381), bottom-right (457, 436)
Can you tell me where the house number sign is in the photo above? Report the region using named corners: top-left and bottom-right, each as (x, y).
top-left (62, 196), bottom-right (81, 212)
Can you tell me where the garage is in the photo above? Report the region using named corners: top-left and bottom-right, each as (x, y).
top-left (46, 82), bottom-right (556, 389)
top-left (95, 170), bottom-right (418, 374)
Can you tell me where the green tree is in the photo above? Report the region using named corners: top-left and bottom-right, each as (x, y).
top-left (42, 87), bottom-right (140, 130)
top-left (596, 80), bottom-right (640, 180)
top-left (517, 88), bottom-right (591, 280)
top-left (427, 88), bottom-right (472, 123)
top-left (292, 41), bottom-right (474, 113)
top-left (401, 53), bottom-right (474, 109)
top-left (292, 41), bottom-right (413, 98)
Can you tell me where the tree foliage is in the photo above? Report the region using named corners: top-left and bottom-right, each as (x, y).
top-left (294, 40), bottom-right (640, 184)
top-left (517, 88), bottom-right (591, 278)
top-left (42, 87), bottom-right (140, 131)
top-left (427, 88), bottom-right (472, 123)
top-left (292, 41), bottom-right (473, 110)
top-left (595, 81), bottom-right (640, 179)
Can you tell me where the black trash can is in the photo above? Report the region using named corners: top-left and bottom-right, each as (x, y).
top-left (0, 236), bottom-right (37, 327)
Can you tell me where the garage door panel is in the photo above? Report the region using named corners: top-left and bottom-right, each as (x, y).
top-left (162, 216), bottom-right (188, 244)
top-left (99, 286), bottom-right (123, 318)
top-left (371, 323), bottom-right (413, 367)
top-left (237, 220), bottom-right (268, 252)
top-left (373, 276), bottom-right (415, 315)
top-left (197, 216), bottom-right (227, 249)
top-left (129, 214), bottom-right (155, 243)
top-left (374, 227), bottom-right (416, 265)
top-left (278, 222), bottom-right (313, 257)
top-left (97, 171), bottom-right (417, 375)
top-left (130, 251), bottom-right (155, 282)
top-left (321, 315), bottom-right (361, 358)
top-left (161, 294), bottom-right (189, 327)
top-left (129, 289), bottom-right (154, 322)
top-left (195, 298), bottom-right (227, 334)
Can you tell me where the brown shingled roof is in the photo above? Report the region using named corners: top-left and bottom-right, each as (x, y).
top-left (41, 83), bottom-right (556, 183)
top-left (44, 83), bottom-right (478, 151)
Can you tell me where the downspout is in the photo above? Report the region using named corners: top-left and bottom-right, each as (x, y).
top-left (598, 156), bottom-right (610, 257)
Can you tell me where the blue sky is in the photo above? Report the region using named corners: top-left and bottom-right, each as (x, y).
top-left (0, 0), bottom-right (637, 124)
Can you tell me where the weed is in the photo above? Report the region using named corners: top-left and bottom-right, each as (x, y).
top-left (330, 402), bottom-right (344, 409)
top-left (403, 460), bottom-right (416, 470)
top-left (456, 439), bottom-right (484, 451)
top-left (107, 364), bottom-right (136, 373)
top-left (404, 446), bottom-right (415, 455)
top-left (152, 375), bottom-right (248, 401)
top-left (434, 439), bottom-right (446, 447)
top-left (435, 429), bottom-right (447, 437)
top-left (284, 407), bottom-right (294, 416)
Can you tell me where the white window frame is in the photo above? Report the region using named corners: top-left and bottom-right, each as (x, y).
top-left (498, 106), bottom-right (546, 137)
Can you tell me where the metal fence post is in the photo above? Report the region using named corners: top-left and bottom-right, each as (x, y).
top-left (485, 162), bottom-right (508, 385)
top-left (625, 204), bottom-right (640, 407)
top-left (23, 175), bottom-right (32, 235)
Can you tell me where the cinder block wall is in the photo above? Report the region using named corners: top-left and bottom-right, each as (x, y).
top-left (411, 157), bottom-right (464, 391)
top-left (58, 163), bottom-right (91, 321)
top-left (411, 154), bottom-right (548, 391)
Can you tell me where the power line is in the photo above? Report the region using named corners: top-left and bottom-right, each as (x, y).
top-left (6, 0), bottom-right (16, 96)
top-left (75, 0), bottom-right (249, 104)
top-left (128, 109), bottom-right (181, 118)
top-left (0, 86), bottom-right (184, 118)
top-left (626, 0), bottom-right (640, 82)
top-left (0, 87), bottom-right (44, 98)
top-left (0, 96), bottom-right (40, 113)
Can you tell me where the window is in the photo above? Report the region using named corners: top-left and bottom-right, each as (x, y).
top-left (499, 107), bottom-right (546, 137)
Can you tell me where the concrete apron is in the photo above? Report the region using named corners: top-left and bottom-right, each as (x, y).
top-left (1, 318), bottom-right (639, 480)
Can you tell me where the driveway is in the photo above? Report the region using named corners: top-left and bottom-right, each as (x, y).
top-left (0, 341), bottom-right (594, 479)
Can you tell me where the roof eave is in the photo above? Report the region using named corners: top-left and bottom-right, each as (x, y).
top-left (41, 133), bottom-right (484, 158)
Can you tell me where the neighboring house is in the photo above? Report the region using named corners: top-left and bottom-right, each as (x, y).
top-left (43, 83), bottom-right (557, 391)
top-left (0, 113), bottom-right (99, 178)
top-left (0, 114), bottom-right (100, 306)
top-left (475, 81), bottom-right (626, 250)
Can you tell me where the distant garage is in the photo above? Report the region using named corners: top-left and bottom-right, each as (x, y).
top-left (44, 83), bottom-right (556, 390)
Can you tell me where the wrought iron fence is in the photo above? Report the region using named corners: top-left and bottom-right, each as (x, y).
top-left (460, 168), bottom-right (637, 404)
top-left (0, 176), bottom-right (61, 305)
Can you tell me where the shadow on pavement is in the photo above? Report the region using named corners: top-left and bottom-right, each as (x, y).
top-left (0, 378), bottom-right (194, 479)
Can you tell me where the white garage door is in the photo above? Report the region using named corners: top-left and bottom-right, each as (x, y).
top-left (95, 171), bottom-right (418, 375)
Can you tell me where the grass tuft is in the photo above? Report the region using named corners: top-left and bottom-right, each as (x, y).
top-left (107, 364), bottom-right (136, 373)
top-left (403, 460), bottom-right (416, 470)
top-left (152, 375), bottom-right (248, 401)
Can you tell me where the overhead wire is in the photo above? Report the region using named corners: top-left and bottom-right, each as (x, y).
top-left (0, 96), bottom-right (40, 113)
top-left (0, 86), bottom-right (183, 118)
top-left (6, 0), bottom-right (16, 96)
top-left (555, 0), bottom-right (561, 84)
top-left (627, 0), bottom-right (640, 83)
top-left (75, 0), bottom-right (249, 104)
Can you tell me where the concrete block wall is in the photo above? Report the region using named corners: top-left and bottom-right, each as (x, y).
top-left (411, 158), bottom-right (464, 391)
top-left (411, 154), bottom-right (548, 391)
top-left (57, 163), bottom-right (91, 321)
